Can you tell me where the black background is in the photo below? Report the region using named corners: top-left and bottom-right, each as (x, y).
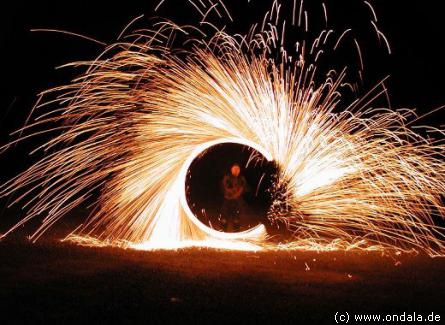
top-left (1, 0), bottom-right (445, 210)
top-left (186, 143), bottom-right (277, 231)
top-left (0, 2), bottom-right (445, 322)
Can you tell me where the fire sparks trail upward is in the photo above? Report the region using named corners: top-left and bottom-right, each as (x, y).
top-left (1, 0), bottom-right (445, 256)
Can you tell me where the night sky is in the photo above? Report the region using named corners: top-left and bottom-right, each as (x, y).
top-left (1, 1), bottom-right (445, 182)
top-left (2, 0), bottom-right (445, 230)
top-left (1, 2), bottom-right (445, 323)
top-left (0, 0), bottom-right (443, 237)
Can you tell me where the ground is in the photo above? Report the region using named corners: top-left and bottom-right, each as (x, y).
top-left (0, 236), bottom-right (444, 324)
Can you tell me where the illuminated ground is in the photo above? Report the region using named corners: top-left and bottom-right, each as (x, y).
top-left (1, 236), bottom-right (444, 323)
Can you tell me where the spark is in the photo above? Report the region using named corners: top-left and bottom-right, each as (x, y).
top-left (155, 0), bottom-right (167, 12)
top-left (354, 38), bottom-right (364, 71)
top-left (334, 28), bottom-right (351, 51)
top-left (364, 1), bottom-right (378, 22)
top-left (1, 0), bottom-right (445, 256)
top-left (30, 29), bottom-right (106, 46)
top-left (322, 2), bottom-right (328, 27)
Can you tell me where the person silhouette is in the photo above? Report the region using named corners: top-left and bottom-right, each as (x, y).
top-left (220, 164), bottom-right (247, 231)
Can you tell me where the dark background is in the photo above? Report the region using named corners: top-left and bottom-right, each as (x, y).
top-left (186, 143), bottom-right (277, 231)
top-left (1, 0), bottom-right (445, 185)
top-left (0, 0), bottom-right (445, 225)
top-left (1, 0), bottom-right (445, 233)
top-left (2, 0), bottom-right (445, 231)
top-left (0, 2), bottom-right (445, 323)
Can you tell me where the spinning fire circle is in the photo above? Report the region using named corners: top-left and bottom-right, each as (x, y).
top-left (180, 139), bottom-right (273, 240)
top-left (184, 141), bottom-right (278, 235)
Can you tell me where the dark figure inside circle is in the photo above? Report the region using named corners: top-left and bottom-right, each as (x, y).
top-left (220, 164), bottom-right (247, 231)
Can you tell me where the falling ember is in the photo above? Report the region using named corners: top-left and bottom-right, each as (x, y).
top-left (1, 0), bottom-right (445, 256)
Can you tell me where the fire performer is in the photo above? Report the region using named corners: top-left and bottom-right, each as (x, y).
top-left (220, 164), bottom-right (247, 231)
